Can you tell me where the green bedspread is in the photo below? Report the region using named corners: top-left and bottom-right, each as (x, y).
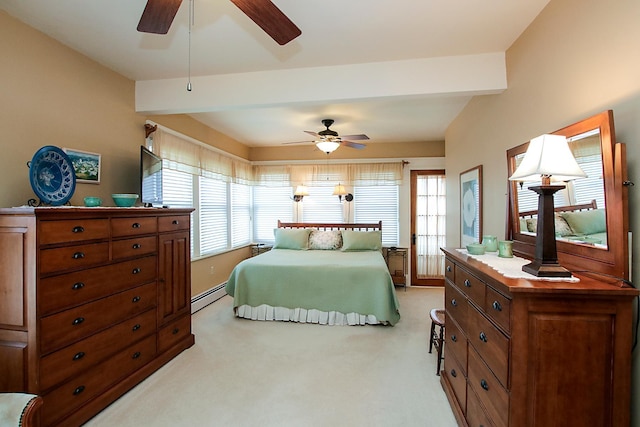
top-left (225, 249), bottom-right (400, 325)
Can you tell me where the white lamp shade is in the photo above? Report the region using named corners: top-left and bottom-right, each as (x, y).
top-left (294, 185), bottom-right (309, 196)
top-left (316, 140), bottom-right (340, 153)
top-left (333, 184), bottom-right (347, 196)
top-left (509, 134), bottom-right (587, 182)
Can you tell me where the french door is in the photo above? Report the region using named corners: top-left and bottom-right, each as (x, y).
top-left (410, 170), bottom-right (446, 286)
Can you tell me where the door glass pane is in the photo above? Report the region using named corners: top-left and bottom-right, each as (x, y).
top-left (416, 174), bottom-right (446, 278)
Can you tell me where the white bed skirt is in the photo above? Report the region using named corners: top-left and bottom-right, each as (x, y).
top-left (235, 304), bottom-right (385, 326)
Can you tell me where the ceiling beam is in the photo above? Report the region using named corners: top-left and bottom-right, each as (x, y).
top-left (135, 52), bottom-right (507, 114)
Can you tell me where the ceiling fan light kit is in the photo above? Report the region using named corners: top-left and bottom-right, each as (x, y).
top-left (288, 119), bottom-right (369, 152)
top-left (316, 140), bottom-right (340, 154)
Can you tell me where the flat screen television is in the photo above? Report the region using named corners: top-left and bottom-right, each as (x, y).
top-left (140, 146), bottom-right (163, 207)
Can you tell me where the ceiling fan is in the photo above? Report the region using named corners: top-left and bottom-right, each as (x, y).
top-left (285, 119), bottom-right (369, 153)
top-left (137, 0), bottom-right (302, 45)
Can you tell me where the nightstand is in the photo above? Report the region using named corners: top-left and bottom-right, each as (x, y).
top-left (251, 243), bottom-right (272, 257)
top-left (383, 247), bottom-right (408, 291)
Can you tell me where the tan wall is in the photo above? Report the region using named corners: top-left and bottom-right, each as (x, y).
top-left (0, 10), bottom-right (144, 208)
top-left (0, 11), bottom-right (250, 298)
top-left (250, 140), bottom-right (444, 161)
top-left (445, 0), bottom-right (640, 422)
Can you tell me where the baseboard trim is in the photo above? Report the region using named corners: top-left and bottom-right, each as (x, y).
top-left (191, 283), bottom-right (227, 313)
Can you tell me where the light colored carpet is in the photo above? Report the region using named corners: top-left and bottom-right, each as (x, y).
top-left (85, 287), bottom-right (457, 427)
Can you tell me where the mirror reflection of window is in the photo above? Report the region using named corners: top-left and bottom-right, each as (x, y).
top-left (568, 130), bottom-right (605, 209)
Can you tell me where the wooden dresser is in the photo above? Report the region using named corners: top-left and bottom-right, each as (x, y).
top-left (0, 207), bottom-right (195, 426)
top-left (440, 248), bottom-right (637, 427)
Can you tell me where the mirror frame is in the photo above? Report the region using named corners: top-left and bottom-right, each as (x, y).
top-left (506, 110), bottom-right (629, 279)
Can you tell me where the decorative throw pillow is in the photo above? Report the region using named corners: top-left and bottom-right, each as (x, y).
top-left (273, 228), bottom-right (312, 250)
top-left (526, 216), bottom-right (575, 236)
top-left (554, 214), bottom-right (574, 236)
top-left (560, 209), bottom-right (606, 235)
top-left (341, 230), bottom-right (382, 251)
top-left (309, 230), bottom-right (342, 250)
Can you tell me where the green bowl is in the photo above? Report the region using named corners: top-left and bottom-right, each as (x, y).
top-left (83, 196), bottom-right (102, 207)
top-left (466, 243), bottom-right (486, 255)
top-left (112, 193), bottom-right (139, 207)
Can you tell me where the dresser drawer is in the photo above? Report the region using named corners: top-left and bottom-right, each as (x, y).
top-left (467, 306), bottom-right (509, 388)
top-left (485, 286), bottom-right (511, 333)
top-left (466, 386), bottom-right (496, 427)
top-left (445, 259), bottom-right (455, 282)
top-left (111, 216), bottom-right (157, 237)
top-left (158, 314), bottom-right (191, 353)
top-left (468, 347), bottom-right (509, 427)
top-left (443, 347), bottom-right (467, 414)
top-left (39, 256), bottom-right (157, 315)
top-left (445, 281), bottom-right (468, 331)
top-left (455, 265), bottom-right (485, 308)
top-left (39, 218), bottom-right (109, 245)
top-left (40, 242), bottom-right (110, 274)
top-left (40, 282), bottom-right (157, 354)
top-left (446, 316), bottom-right (467, 375)
top-left (112, 235), bottom-right (157, 260)
top-left (39, 309), bottom-right (156, 390)
top-left (158, 215), bottom-right (190, 232)
top-left (41, 334), bottom-right (157, 426)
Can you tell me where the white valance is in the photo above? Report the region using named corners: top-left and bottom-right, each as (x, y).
top-left (150, 126), bottom-right (403, 186)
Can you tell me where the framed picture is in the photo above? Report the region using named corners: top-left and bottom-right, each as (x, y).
top-left (63, 148), bottom-right (101, 184)
top-left (460, 165), bottom-right (483, 246)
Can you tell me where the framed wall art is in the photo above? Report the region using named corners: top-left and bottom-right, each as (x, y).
top-left (460, 165), bottom-right (483, 246)
top-left (63, 148), bottom-right (101, 184)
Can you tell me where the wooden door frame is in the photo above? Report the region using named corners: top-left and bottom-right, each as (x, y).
top-left (411, 170), bottom-right (445, 286)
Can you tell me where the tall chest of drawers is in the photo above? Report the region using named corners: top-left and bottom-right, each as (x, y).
top-left (0, 207), bottom-right (195, 426)
top-left (440, 248), bottom-right (637, 427)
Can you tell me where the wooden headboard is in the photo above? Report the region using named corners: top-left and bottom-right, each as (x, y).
top-left (519, 199), bottom-right (597, 219)
top-left (277, 220), bottom-right (382, 231)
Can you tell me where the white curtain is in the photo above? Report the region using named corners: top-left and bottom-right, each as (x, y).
top-left (150, 126), bottom-right (404, 186)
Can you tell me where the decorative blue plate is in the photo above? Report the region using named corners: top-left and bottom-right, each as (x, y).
top-left (29, 146), bottom-right (76, 205)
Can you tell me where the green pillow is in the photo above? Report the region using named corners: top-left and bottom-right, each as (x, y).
top-left (273, 228), bottom-right (311, 250)
top-left (560, 209), bottom-right (606, 235)
top-left (341, 230), bottom-right (382, 251)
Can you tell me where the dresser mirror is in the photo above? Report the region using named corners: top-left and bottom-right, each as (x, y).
top-left (506, 110), bottom-right (629, 279)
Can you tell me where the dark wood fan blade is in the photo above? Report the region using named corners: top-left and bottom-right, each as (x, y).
top-left (230, 0), bottom-right (301, 45)
top-left (304, 131), bottom-right (319, 137)
top-left (137, 0), bottom-right (183, 34)
top-left (343, 141), bottom-right (366, 149)
top-left (282, 141), bottom-right (311, 145)
top-left (340, 134), bottom-right (369, 141)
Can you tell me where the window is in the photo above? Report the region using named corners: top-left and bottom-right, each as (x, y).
top-left (161, 168), bottom-right (195, 254)
top-left (162, 169), bottom-right (253, 258)
top-left (252, 186), bottom-right (293, 242)
top-left (231, 183), bottom-right (252, 247)
top-left (354, 185), bottom-right (399, 246)
top-left (199, 177), bottom-right (228, 255)
top-left (300, 186), bottom-right (343, 223)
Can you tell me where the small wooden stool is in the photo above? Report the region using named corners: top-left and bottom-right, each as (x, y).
top-left (429, 308), bottom-right (445, 375)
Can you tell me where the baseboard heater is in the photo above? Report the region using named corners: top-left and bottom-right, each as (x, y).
top-left (191, 282), bottom-right (227, 313)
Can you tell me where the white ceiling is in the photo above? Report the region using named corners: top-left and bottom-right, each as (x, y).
top-left (1, 0), bottom-right (550, 148)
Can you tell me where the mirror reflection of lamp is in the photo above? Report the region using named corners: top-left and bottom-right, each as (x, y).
top-left (509, 134), bottom-right (587, 277)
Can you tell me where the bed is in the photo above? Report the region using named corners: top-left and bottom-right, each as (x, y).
top-left (225, 221), bottom-right (400, 326)
top-left (519, 199), bottom-right (607, 245)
